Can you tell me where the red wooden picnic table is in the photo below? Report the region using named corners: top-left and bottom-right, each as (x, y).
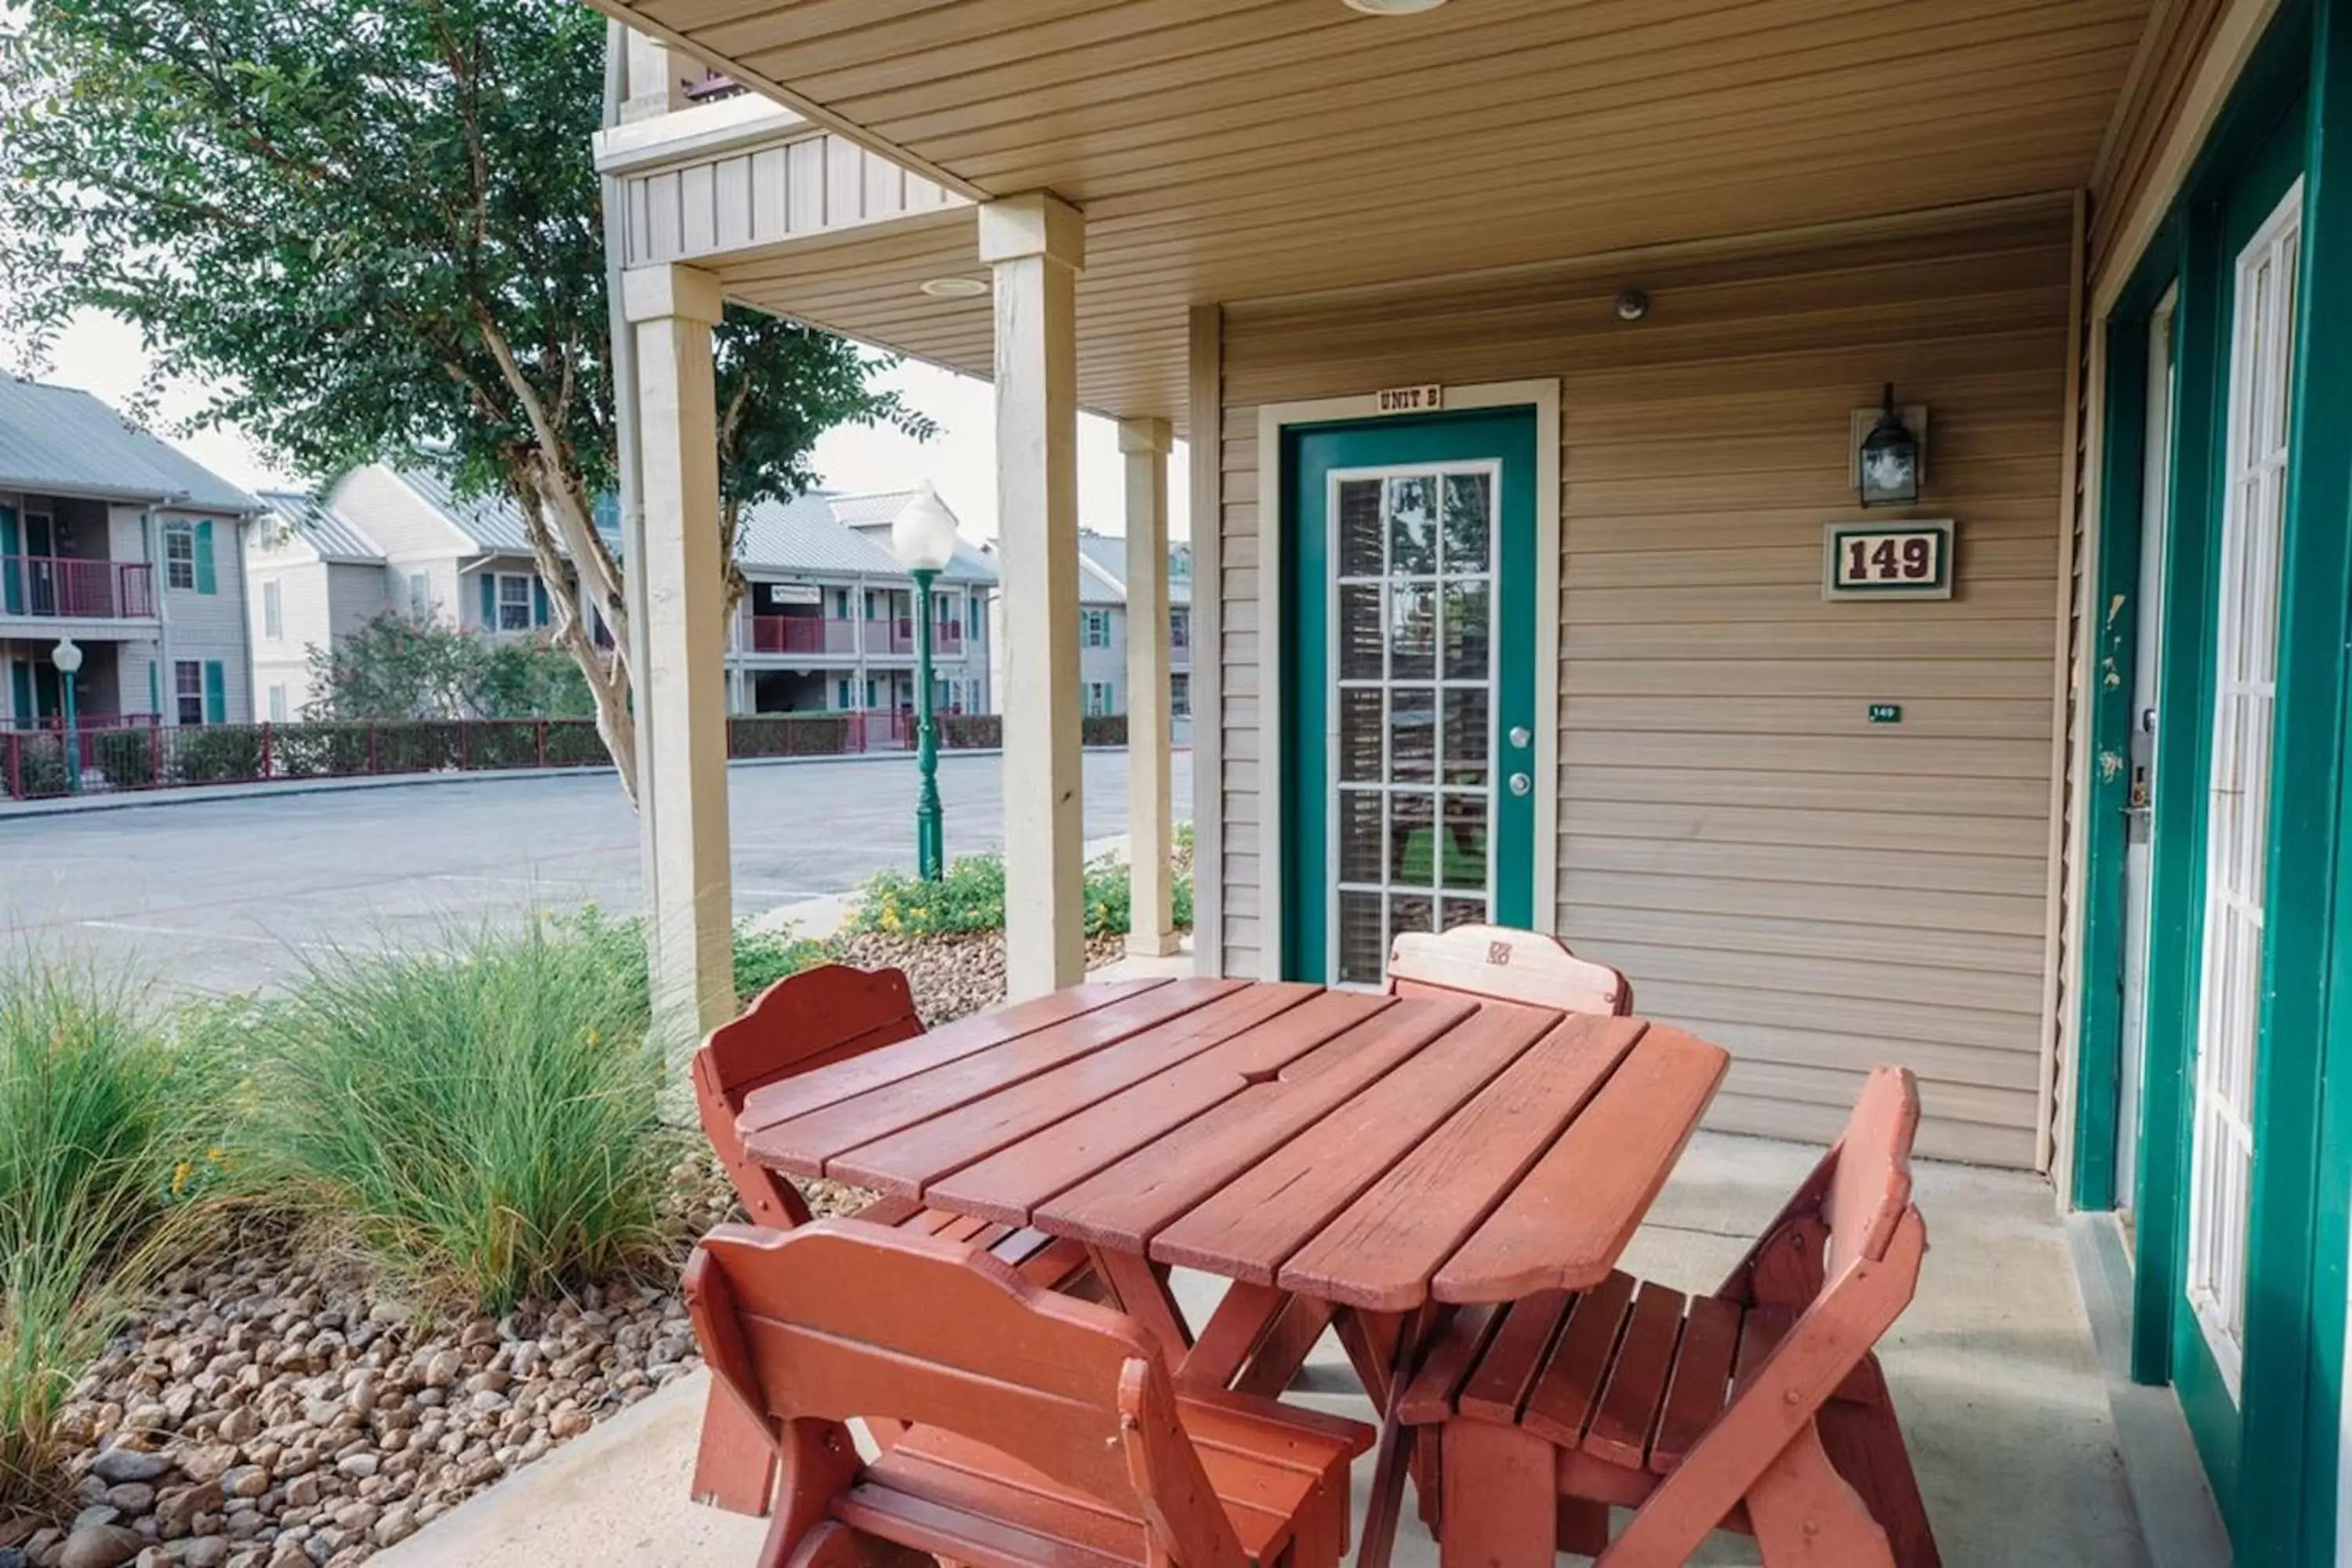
top-left (735, 975), bottom-right (1730, 1568)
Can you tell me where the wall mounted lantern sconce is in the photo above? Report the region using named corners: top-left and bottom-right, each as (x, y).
top-left (1857, 383), bottom-right (1922, 507)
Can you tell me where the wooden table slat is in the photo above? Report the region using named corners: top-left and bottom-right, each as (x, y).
top-left (1147, 1002), bottom-right (1560, 1284)
top-left (919, 989), bottom-right (1385, 1222)
top-left (1274, 1014), bottom-right (1647, 1310)
top-left (1033, 996), bottom-right (1475, 1252)
top-left (739, 977), bottom-right (1175, 1126)
top-left (1429, 1025), bottom-right (1730, 1305)
top-left (829, 982), bottom-right (1323, 1197)
top-left (743, 978), bottom-right (1240, 1177)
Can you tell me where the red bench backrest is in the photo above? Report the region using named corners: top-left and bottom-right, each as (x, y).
top-left (691, 964), bottom-right (923, 1228)
top-left (687, 1219), bottom-right (1247, 1567)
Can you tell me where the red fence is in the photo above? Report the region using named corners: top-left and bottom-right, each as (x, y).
top-left (1, 710), bottom-right (972, 801)
top-left (1, 556), bottom-right (156, 619)
top-left (749, 615), bottom-right (859, 655)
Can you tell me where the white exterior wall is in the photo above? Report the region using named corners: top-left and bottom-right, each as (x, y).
top-left (154, 506), bottom-right (253, 724)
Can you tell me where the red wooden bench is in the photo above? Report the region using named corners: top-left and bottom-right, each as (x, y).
top-left (1397, 1065), bottom-right (1940, 1566)
top-left (690, 964), bottom-right (1094, 1515)
top-left (1387, 924), bottom-right (1632, 1016)
top-left (686, 1219), bottom-right (1375, 1568)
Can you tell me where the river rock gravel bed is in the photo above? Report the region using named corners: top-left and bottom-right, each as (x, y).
top-left (0, 929), bottom-right (1131, 1568)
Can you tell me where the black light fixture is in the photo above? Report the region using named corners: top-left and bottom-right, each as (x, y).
top-left (1858, 383), bottom-right (1920, 508)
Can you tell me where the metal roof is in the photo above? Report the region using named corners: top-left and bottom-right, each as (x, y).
top-left (824, 489), bottom-right (996, 584)
top-left (254, 489), bottom-right (386, 565)
top-left (738, 492), bottom-right (906, 576)
top-left (1076, 530), bottom-right (1192, 607)
top-left (0, 376), bottom-right (259, 513)
top-left (392, 468), bottom-right (550, 556)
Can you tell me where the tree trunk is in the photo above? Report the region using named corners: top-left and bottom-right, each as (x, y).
top-left (514, 476), bottom-right (638, 804)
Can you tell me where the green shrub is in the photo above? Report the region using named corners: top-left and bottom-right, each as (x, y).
top-left (940, 713), bottom-right (1001, 750)
top-left (729, 714), bottom-right (854, 759)
top-left (87, 728), bottom-right (159, 789)
top-left (272, 722), bottom-right (373, 779)
top-left (371, 720), bottom-right (462, 774)
top-left (7, 735), bottom-right (69, 800)
top-left (541, 720), bottom-right (609, 768)
top-left (171, 725), bottom-right (264, 784)
top-left (461, 721), bottom-right (539, 771)
top-left (1080, 714), bottom-right (1127, 747)
top-left (231, 924), bottom-right (685, 1313)
top-left (848, 850), bottom-right (1192, 938)
top-left (0, 956), bottom-right (227, 1512)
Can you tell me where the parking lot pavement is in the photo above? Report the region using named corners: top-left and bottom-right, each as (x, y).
top-left (0, 750), bottom-right (1191, 995)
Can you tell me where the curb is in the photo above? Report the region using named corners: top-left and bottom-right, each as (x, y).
top-left (0, 745), bottom-right (1160, 822)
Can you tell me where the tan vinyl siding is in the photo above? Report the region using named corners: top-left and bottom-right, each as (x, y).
top-left (1214, 202), bottom-right (2073, 1166)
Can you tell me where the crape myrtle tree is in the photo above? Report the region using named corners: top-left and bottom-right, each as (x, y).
top-left (0, 0), bottom-right (932, 803)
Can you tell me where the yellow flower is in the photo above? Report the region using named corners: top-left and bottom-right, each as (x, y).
top-left (170, 1161), bottom-right (193, 1197)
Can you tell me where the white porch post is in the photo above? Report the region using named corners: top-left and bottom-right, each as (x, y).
top-left (1120, 416), bottom-right (1177, 957)
top-left (624, 262), bottom-right (735, 1079)
top-left (980, 191), bottom-right (1087, 997)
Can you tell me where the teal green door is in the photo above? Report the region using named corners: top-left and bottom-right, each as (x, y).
top-left (1282, 407), bottom-right (1541, 985)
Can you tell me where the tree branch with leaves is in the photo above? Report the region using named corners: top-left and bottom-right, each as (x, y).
top-left (0, 0), bottom-right (935, 804)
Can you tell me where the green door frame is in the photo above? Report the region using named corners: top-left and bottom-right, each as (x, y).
top-left (1278, 405), bottom-right (1544, 983)
top-left (2068, 2), bottom-right (2352, 1559)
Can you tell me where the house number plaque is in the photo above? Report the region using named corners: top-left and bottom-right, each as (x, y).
top-left (1823, 521), bottom-right (1954, 600)
top-left (1375, 384), bottom-right (1443, 415)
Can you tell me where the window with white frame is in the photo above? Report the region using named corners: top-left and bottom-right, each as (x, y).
top-left (174, 661), bottom-right (204, 726)
top-left (1171, 672), bottom-right (1191, 717)
top-left (496, 574), bottom-right (532, 632)
top-left (164, 523), bottom-right (196, 590)
top-left (1082, 608), bottom-right (1112, 647)
top-left (267, 684), bottom-right (288, 722)
top-left (263, 579), bottom-right (283, 640)
top-left (1171, 608), bottom-right (1191, 651)
top-left (1084, 681), bottom-right (1114, 716)
top-left (408, 573), bottom-right (431, 620)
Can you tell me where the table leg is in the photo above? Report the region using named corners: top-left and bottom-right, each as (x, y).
top-left (1180, 1280), bottom-right (1289, 1388)
top-left (1087, 1247), bottom-right (1194, 1367)
top-left (1355, 1305), bottom-right (1444, 1568)
top-left (1234, 1295), bottom-right (1337, 1397)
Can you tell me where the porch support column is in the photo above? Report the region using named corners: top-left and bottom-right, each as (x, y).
top-left (624, 262), bottom-right (734, 1081)
top-left (980, 191), bottom-right (1087, 997)
top-left (1120, 416), bottom-right (1178, 957)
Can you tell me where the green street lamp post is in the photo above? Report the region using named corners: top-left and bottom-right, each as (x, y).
top-left (891, 486), bottom-right (960, 880)
top-left (52, 637), bottom-right (83, 793)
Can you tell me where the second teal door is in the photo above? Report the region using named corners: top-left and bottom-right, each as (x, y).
top-left (1281, 407), bottom-right (1542, 985)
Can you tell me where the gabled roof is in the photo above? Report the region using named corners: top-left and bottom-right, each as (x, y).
top-left (738, 492), bottom-right (905, 577)
top-left (0, 376), bottom-right (259, 514)
top-left (1077, 530), bottom-right (1192, 607)
top-left (254, 489), bottom-right (385, 566)
top-left (392, 468), bottom-right (576, 557)
top-left (822, 488), bottom-right (996, 584)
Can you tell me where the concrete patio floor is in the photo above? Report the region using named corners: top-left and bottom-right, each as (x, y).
top-left (376, 1134), bottom-right (2190, 1567)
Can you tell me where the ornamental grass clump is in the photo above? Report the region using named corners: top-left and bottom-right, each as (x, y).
top-left (0, 955), bottom-right (228, 1513)
top-left (235, 923), bottom-right (687, 1315)
top-left (849, 848), bottom-right (1194, 940)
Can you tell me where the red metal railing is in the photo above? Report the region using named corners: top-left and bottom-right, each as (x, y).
top-left (749, 615), bottom-right (859, 655)
top-left (2, 710), bottom-right (962, 800)
top-left (871, 617), bottom-right (964, 655)
top-left (1, 556), bottom-right (156, 619)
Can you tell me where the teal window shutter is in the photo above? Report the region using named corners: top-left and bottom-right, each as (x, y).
top-left (194, 521), bottom-right (217, 594)
top-left (0, 506), bottom-right (19, 615)
top-left (9, 662), bottom-right (31, 724)
top-left (478, 574), bottom-right (495, 626)
top-left (533, 578), bottom-right (550, 626)
top-left (202, 661), bottom-right (227, 724)
top-left (147, 662), bottom-right (159, 717)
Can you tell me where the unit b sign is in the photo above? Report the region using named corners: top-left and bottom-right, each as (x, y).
top-left (1824, 521), bottom-right (1954, 599)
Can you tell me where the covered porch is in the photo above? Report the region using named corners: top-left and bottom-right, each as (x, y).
top-left (576, 0), bottom-right (2297, 1562)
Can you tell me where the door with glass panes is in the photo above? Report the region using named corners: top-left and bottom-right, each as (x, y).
top-left (1282, 408), bottom-right (1541, 985)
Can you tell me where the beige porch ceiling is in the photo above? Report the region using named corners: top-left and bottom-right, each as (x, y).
top-left (598, 0), bottom-right (2154, 424)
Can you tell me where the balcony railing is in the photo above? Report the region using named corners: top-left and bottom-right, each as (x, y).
top-left (870, 618), bottom-right (964, 656)
top-left (750, 615), bottom-right (859, 655)
top-left (0, 556), bottom-right (156, 619)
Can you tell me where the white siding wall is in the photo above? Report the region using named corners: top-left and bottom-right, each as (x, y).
top-left (154, 506), bottom-right (254, 723)
top-left (1210, 204), bottom-right (2074, 1166)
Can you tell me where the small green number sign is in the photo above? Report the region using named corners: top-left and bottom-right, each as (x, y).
top-left (1868, 704), bottom-right (1902, 724)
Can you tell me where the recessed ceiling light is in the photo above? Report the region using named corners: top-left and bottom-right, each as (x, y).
top-left (1343, 0), bottom-right (1447, 13)
top-left (918, 276), bottom-right (989, 299)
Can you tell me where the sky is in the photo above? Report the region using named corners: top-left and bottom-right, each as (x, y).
top-left (27, 308), bottom-right (1189, 544)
